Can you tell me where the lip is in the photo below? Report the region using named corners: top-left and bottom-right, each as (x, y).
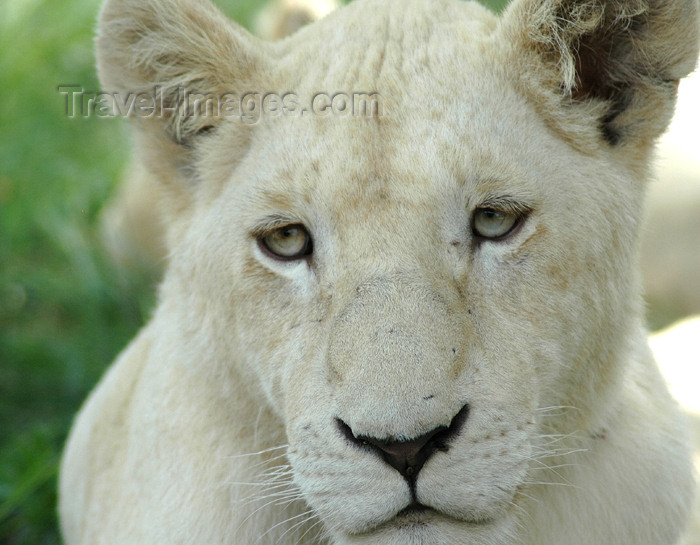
top-left (345, 503), bottom-right (497, 542)
top-left (392, 502), bottom-right (495, 527)
top-left (395, 503), bottom-right (433, 521)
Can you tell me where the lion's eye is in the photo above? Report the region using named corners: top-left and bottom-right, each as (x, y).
top-left (472, 208), bottom-right (519, 239)
top-left (260, 224), bottom-right (313, 260)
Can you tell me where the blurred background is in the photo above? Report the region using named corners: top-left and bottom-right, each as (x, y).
top-left (0, 0), bottom-right (697, 543)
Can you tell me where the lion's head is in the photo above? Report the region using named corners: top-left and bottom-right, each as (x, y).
top-left (61, 0), bottom-right (699, 543)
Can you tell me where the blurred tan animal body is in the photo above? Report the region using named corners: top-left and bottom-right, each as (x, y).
top-left (60, 0), bottom-right (700, 543)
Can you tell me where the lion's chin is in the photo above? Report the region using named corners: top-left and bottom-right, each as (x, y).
top-left (334, 504), bottom-right (514, 545)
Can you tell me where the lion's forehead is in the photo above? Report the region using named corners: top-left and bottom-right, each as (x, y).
top-left (221, 0), bottom-right (543, 225)
top-left (238, 101), bottom-right (544, 232)
top-left (236, 137), bottom-right (450, 258)
top-left (277, 0), bottom-right (499, 93)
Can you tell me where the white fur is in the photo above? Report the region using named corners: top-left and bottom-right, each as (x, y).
top-left (60, 0), bottom-right (700, 543)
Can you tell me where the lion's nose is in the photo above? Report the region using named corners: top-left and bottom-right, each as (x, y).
top-left (336, 404), bottom-right (469, 481)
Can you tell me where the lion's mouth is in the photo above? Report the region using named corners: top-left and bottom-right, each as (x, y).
top-left (390, 502), bottom-right (495, 528)
top-left (395, 502), bottom-right (432, 521)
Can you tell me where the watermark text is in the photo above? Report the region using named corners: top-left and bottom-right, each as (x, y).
top-left (57, 85), bottom-right (383, 123)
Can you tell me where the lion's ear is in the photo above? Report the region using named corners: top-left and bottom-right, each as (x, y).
top-left (502, 0), bottom-right (699, 151)
top-left (96, 0), bottom-right (270, 218)
top-left (97, 0), bottom-right (267, 144)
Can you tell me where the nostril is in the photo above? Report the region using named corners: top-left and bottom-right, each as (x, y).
top-left (335, 403), bottom-right (469, 481)
top-left (360, 429), bottom-right (442, 478)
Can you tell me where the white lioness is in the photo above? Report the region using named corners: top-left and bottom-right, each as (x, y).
top-left (59, 0), bottom-right (700, 543)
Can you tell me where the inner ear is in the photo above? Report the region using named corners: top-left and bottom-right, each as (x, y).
top-left (571, 25), bottom-right (634, 145)
top-left (571, 30), bottom-right (616, 103)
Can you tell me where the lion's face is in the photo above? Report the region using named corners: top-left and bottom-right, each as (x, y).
top-left (93, 0), bottom-right (699, 541)
top-left (155, 6), bottom-right (642, 543)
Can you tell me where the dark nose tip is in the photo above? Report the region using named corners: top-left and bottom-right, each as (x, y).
top-left (336, 404), bottom-right (469, 481)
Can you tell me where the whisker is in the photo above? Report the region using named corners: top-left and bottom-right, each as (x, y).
top-left (240, 491), bottom-right (305, 529)
top-left (276, 510), bottom-right (319, 545)
top-left (529, 458), bottom-right (576, 486)
top-left (516, 455), bottom-right (581, 469)
top-left (524, 479), bottom-right (583, 491)
top-left (296, 517), bottom-right (326, 545)
top-left (255, 508), bottom-right (316, 544)
top-left (226, 444), bottom-right (289, 460)
top-left (507, 498), bottom-right (532, 524)
top-left (235, 451), bottom-right (292, 475)
top-left (237, 487), bottom-right (302, 508)
top-left (233, 480), bottom-right (297, 504)
top-left (537, 431), bottom-right (583, 445)
top-left (529, 447), bottom-right (588, 458)
top-left (226, 480), bottom-right (295, 488)
top-left (259, 466), bottom-right (295, 480)
top-left (514, 489), bottom-right (541, 505)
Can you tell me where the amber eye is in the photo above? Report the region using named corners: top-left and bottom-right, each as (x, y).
top-left (472, 208), bottom-right (520, 239)
top-left (260, 224), bottom-right (313, 260)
